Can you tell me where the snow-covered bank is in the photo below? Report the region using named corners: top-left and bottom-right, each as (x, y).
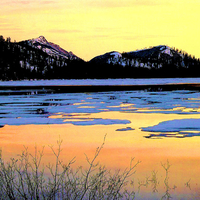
top-left (1, 78), bottom-right (200, 86)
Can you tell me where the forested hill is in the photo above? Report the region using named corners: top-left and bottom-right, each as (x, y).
top-left (0, 36), bottom-right (86, 80)
top-left (89, 46), bottom-right (200, 78)
top-left (0, 35), bottom-right (200, 80)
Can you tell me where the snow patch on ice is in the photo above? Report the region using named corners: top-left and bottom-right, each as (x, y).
top-left (142, 119), bottom-right (200, 138)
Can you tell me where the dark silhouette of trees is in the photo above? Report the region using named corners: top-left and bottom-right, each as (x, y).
top-left (0, 35), bottom-right (86, 80)
top-left (0, 35), bottom-right (200, 80)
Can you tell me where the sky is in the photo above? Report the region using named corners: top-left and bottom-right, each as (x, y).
top-left (1, 0), bottom-right (200, 61)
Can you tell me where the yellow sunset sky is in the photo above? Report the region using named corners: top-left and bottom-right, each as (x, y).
top-left (1, 0), bottom-right (200, 61)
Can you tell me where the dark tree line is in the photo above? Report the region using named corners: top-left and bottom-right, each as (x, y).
top-left (0, 36), bottom-right (87, 80)
top-left (119, 47), bottom-right (200, 78)
top-left (0, 35), bottom-right (200, 80)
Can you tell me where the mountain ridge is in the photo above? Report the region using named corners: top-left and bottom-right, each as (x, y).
top-left (89, 45), bottom-right (195, 72)
top-left (0, 34), bottom-right (200, 79)
top-left (22, 36), bottom-right (82, 61)
top-left (90, 45), bottom-right (184, 65)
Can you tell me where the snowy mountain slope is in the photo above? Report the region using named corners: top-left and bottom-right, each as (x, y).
top-left (24, 36), bottom-right (81, 60)
top-left (1, 32), bottom-right (200, 79)
top-left (89, 45), bottom-right (185, 69)
top-left (90, 51), bottom-right (122, 64)
top-left (126, 45), bottom-right (180, 58)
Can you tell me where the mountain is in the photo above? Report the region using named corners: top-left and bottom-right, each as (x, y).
top-left (0, 34), bottom-right (200, 80)
top-left (124, 45), bottom-right (182, 59)
top-left (89, 45), bottom-right (200, 78)
top-left (89, 45), bottom-right (184, 68)
top-left (20, 36), bottom-right (81, 61)
top-left (0, 35), bottom-right (86, 80)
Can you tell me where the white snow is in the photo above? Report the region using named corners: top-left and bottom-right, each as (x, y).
top-left (142, 119), bottom-right (200, 135)
top-left (110, 52), bottom-right (122, 58)
top-left (34, 36), bottom-right (48, 45)
top-left (28, 36), bottom-right (73, 60)
top-left (120, 61), bottom-right (126, 67)
top-left (30, 66), bottom-right (35, 71)
top-left (0, 78), bottom-right (200, 86)
top-left (135, 60), bottom-right (140, 67)
top-left (162, 48), bottom-right (173, 57)
top-left (140, 63), bottom-right (144, 68)
top-left (159, 46), bottom-right (166, 51)
top-left (107, 52), bottom-right (123, 66)
top-left (0, 82), bottom-right (200, 127)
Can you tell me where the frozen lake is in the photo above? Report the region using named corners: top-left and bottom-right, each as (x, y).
top-left (1, 78), bottom-right (200, 199)
top-left (1, 77), bottom-right (200, 86)
top-left (0, 78), bottom-right (200, 134)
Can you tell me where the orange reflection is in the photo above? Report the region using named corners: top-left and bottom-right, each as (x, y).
top-left (0, 111), bottom-right (200, 197)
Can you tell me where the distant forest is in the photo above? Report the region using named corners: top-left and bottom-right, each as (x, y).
top-left (0, 35), bottom-right (200, 80)
top-left (0, 36), bottom-right (87, 80)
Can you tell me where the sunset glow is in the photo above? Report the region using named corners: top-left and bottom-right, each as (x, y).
top-left (1, 0), bottom-right (200, 60)
top-left (1, 111), bottom-right (200, 195)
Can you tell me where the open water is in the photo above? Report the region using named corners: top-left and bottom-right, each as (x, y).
top-left (1, 78), bottom-right (200, 199)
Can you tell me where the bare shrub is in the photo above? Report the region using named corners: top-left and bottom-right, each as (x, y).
top-left (0, 135), bottom-right (140, 200)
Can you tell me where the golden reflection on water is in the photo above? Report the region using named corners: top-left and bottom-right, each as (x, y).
top-left (136, 106), bottom-right (200, 113)
top-left (1, 111), bottom-right (200, 198)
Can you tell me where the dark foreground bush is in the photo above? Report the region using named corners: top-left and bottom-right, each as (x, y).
top-left (0, 135), bottom-right (140, 200)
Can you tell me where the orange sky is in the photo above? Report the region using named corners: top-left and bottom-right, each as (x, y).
top-left (1, 0), bottom-right (200, 60)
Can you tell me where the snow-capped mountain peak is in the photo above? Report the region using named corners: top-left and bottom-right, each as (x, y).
top-left (34, 36), bottom-right (49, 45)
top-left (25, 36), bottom-right (81, 60)
top-left (89, 45), bottom-right (186, 70)
top-left (156, 45), bottom-right (173, 57)
top-left (110, 51), bottom-right (122, 58)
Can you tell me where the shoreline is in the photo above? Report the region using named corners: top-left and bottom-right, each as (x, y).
top-left (1, 83), bottom-right (200, 93)
top-left (1, 111), bottom-right (200, 193)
